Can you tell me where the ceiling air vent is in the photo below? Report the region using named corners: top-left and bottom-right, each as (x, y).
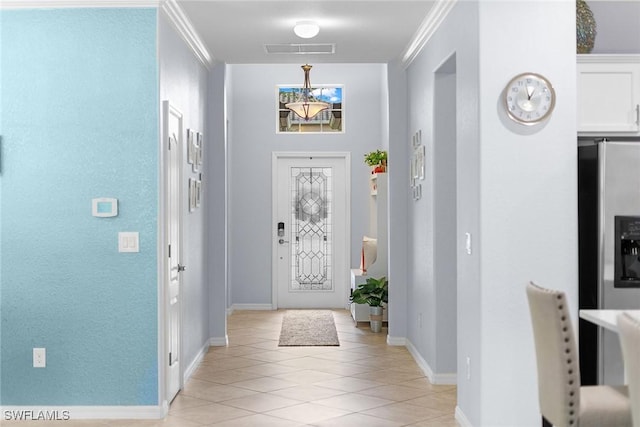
top-left (264, 43), bottom-right (335, 55)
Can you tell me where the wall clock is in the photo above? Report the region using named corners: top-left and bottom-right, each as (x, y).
top-left (503, 72), bottom-right (556, 125)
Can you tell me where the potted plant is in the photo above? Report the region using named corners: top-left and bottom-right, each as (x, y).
top-left (350, 276), bottom-right (388, 332)
top-left (364, 150), bottom-right (388, 174)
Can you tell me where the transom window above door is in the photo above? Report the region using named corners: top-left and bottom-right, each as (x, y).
top-left (277, 85), bottom-right (343, 133)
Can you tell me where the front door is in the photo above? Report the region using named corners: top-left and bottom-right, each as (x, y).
top-left (272, 153), bottom-right (350, 309)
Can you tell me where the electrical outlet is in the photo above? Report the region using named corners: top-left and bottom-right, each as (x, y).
top-left (33, 348), bottom-right (46, 368)
top-left (466, 356), bottom-right (471, 380)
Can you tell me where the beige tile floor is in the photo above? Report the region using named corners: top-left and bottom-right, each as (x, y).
top-left (3, 310), bottom-right (459, 426)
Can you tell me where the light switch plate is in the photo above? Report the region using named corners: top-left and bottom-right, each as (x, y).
top-left (465, 232), bottom-right (472, 255)
top-left (118, 232), bottom-right (139, 253)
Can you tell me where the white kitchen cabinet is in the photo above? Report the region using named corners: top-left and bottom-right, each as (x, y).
top-left (577, 55), bottom-right (640, 135)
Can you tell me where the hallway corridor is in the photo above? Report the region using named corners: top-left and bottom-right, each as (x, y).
top-left (4, 310), bottom-right (458, 426)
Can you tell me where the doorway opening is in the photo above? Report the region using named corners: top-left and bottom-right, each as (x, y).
top-left (433, 54), bottom-right (458, 377)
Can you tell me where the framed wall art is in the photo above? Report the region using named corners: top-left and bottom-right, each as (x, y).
top-left (187, 129), bottom-right (195, 165)
top-left (195, 180), bottom-right (201, 208)
top-left (277, 85), bottom-right (344, 134)
top-left (189, 178), bottom-right (196, 212)
top-left (410, 129), bottom-right (424, 201)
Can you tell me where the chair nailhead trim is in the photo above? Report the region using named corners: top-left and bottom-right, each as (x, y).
top-left (556, 292), bottom-right (578, 426)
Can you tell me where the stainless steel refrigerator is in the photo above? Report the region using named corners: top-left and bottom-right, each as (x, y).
top-left (578, 138), bottom-right (640, 386)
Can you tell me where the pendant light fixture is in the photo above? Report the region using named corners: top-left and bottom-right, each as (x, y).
top-left (285, 64), bottom-right (330, 121)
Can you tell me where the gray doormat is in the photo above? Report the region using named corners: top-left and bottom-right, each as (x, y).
top-left (278, 310), bottom-right (340, 346)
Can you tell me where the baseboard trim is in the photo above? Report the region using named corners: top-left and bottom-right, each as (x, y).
top-left (183, 341), bottom-right (209, 384)
top-left (0, 405), bottom-right (165, 420)
top-left (431, 372), bottom-right (457, 385)
top-left (405, 339), bottom-right (457, 385)
top-left (230, 304), bottom-right (274, 311)
top-left (386, 335), bottom-right (406, 346)
top-left (455, 405), bottom-right (473, 427)
top-left (209, 336), bottom-right (228, 347)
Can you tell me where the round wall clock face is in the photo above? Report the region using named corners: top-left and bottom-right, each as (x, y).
top-left (504, 73), bottom-right (556, 125)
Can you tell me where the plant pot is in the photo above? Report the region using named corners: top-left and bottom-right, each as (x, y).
top-left (369, 306), bottom-right (384, 333)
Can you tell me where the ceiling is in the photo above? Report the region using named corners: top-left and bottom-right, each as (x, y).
top-left (178, 1), bottom-right (436, 64)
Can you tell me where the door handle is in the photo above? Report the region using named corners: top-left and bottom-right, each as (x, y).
top-left (177, 264), bottom-right (186, 272)
top-left (278, 239), bottom-right (289, 244)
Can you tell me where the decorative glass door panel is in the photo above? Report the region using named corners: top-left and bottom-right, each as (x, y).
top-left (290, 167), bottom-right (333, 291)
top-left (274, 154), bottom-right (347, 309)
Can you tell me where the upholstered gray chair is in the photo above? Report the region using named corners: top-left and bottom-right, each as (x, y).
top-left (618, 312), bottom-right (640, 427)
top-left (526, 282), bottom-right (632, 427)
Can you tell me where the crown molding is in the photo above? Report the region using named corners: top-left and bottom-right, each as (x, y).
top-left (161, 0), bottom-right (213, 68)
top-left (577, 54), bottom-right (640, 64)
top-left (0, 0), bottom-right (160, 8)
top-left (401, 0), bottom-right (457, 69)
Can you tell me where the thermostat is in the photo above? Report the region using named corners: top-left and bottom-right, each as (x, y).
top-left (92, 198), bottom-right (118, 217)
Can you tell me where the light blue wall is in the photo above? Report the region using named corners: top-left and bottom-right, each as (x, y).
top-left (0, 14), bottom-right (4, 403)
top-left (0, 8), bottom-right (159, 405)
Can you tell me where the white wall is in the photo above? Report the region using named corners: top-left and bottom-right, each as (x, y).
top-left (227, 64), bottom-right (387, 306)
top-left (404, 1), bottom-right (577, 425)
top-left (158, 11), bottom-right (210, 371)
top-left (477, 1), bottom-right (577, 425)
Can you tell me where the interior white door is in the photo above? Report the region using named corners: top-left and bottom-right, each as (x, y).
top-left (273, 154), bottom-right (349, 309)
top-left (164, 101), bottom-right (183, 403)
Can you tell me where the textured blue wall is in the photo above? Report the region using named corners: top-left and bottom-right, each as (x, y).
top-left (0, 8), bottom-right (159, 405)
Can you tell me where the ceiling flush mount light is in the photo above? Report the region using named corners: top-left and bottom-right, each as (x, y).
top-left (294, 20), bottom-right (320, 39)
top-left (285, 64), bottom-right (330, 121)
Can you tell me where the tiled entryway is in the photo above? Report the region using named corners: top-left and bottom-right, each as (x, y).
top-left (4, 310), bottom-right (459, 426)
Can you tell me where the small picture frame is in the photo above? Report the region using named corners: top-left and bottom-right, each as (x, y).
top-left (412, 130), bottom-right (422, 148)
top-left (410, 129), bottom-right (424, 200)
top-left (416, 144), bottom-right (425, 180)
top-left (412, 150), bottom-right (420, 180)
top-left (195, 180), bottom-right (202, 208)
top-left (192, 132), bottom-right (202, 173)
top-left (189, 178), bottom-right (197, 212)
top-left (187, 129), bottom-right (195, 165)
top-left (193, 132), bottom-right (203, 173)
top-left (413, 183), bottom-right (422, 201)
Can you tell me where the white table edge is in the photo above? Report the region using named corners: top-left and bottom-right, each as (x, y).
top-left (579, 309), bottom-right (640, 332)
